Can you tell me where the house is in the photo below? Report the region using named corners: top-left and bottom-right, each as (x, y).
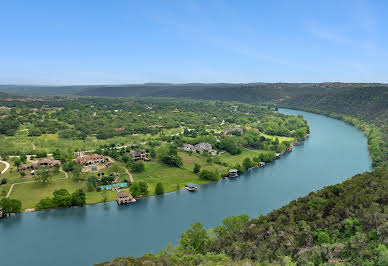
top-left (74, 154), bottom-right (108, 166)
top-left (223, 127), bottom-right (244, 135)
top-left (128, 149), bottom-right (149, 161)
top-left (258, 162), bottom-right (266, 167)
top-left (194, 143), bottom-right (212, 154)
top-left (148, 125), bottom-right (163, 129)
top-left (229, 169), bottom-right (238, 177)
top-left (182, 144), bottom-right (195, 152)
top-left (19, 159), bottom-right (61, 171)
top-left (117, 192), bottom-right (136, 204)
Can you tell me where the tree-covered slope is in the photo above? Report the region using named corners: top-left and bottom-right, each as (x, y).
top-left (98, 168), bottom-right (388, 266)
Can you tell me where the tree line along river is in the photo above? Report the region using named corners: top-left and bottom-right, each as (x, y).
top-left (0, 109), bottom-right (372, 266)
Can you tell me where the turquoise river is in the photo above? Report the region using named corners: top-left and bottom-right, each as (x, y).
top-left (0, 109), bottom-right (372, 266)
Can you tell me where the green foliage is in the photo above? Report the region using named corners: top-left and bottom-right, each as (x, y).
top-left (34, 167), bottom-right (52, 183)
top-left (155, 182), bottom-right (164, 195)
top-left (193, 163), bottom-right (201, 174)
top-left (0, 198), bottom-right (22, 214)
top-left (130, 182), bottom-right (149, 197)
top-left (199, 170), bottom-right (218, 181)
top-left (130, 161), bottom-right (145, 173)
top-left (36, 188), bottom-right (86, 210)
top-left (178, 222), bottom-right (210, 254)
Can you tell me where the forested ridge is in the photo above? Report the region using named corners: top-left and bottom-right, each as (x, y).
top-left (97, 85), bottom-right (388, 265)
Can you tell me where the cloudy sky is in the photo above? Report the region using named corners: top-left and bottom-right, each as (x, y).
top-left (0, 0), bottom-right (387, 84)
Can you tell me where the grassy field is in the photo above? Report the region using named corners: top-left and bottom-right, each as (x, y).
top-left (0, 131), bottom-right (160, 154)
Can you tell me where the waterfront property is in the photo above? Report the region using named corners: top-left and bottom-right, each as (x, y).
top-left (117, 192), bottom-right (136, 204)
top-left (128, 149), bottom-right (150, 161)
top-left (229, 169), bottom-right (238, 177)
top-left (259, 162), bottom-right (266, 167)
top-left (185, 183), bottom-right (198, 191)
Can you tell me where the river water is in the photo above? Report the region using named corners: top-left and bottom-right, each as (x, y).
top-left (0, 109), bottom-right (372, 266)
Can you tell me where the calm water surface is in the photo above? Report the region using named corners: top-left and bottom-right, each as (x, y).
top-left (0, 109), bottom-right (372, 266)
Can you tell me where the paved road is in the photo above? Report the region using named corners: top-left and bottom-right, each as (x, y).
top-left (6, 167), bottom-right (69, 198)
top-left (0, 160), bottom-right (10, 174)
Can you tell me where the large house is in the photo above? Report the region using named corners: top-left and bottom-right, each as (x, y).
top-left (19, 159), bottom-right (61, 172)
top-left (74, 154), bottom-right (108, 166)
top-left (128, 149), bottom-right (149, 161)
top-left (182, 142), bottom-right (213, 154)
top-left (223, 127), bottom-right (244, 135)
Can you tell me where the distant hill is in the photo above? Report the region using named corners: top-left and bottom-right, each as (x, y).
top-left (77, 82), bottom-right (387, 103)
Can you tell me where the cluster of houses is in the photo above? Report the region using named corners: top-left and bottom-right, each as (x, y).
top-left (182, 143), bottom-right (215, 154)
top-left (19, 159), bottom-right (61, 172)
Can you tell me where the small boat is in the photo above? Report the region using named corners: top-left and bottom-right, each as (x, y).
top-left (185, 183), bottom-right (198, 192)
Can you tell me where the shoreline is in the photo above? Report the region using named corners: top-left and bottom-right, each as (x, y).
top-left (15, 137), bottom-right (305, 215)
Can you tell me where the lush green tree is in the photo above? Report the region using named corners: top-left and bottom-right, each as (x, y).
top-left (87, 176), bottom-right (98, 191)
top-left (242, 157), bottom-right (253, 170)
top-left (178, 222), bottom-right (209, 254)
top-left (155, 182), bottom-right (164, 195)
top-left (34, 167), bottom-right (51, 183)
top-left (71, 189), bottom-right (86, 207)
top-left (130, 161), bottom-right (145, 173)
top-left (130, 182), bottom-right (149, 197)
top-left (193, 163), bottom-right (201, 174)
top-left (52, 189), bottom-right (72, 208)
top-left (36, 197), bottom-right (55, 210)
top-left (0, 198), bottom-right (22, 214)
top-left (72, 164), bottom-right (82, 182)
top-left (199, 170), bottom-right (218, 181)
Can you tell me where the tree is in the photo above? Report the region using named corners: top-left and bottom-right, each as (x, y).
top-left (178, 222), bottom-right (209, 254)
top-left (34, 167), bottom-right (51, 183)
top-left (14, 159), bottom-right (22, 168)
top-left (155, 182), bottom-right (164, 195)
top-left (52, 189), bottom-right (72, 207)
top-left (36, 198), bottom-right (55, 210)
top-left (214, 214), bottom-right (250, 238)
top-left (199, 170), bottom-right (218, 181)
top-left (71, 189), bottom-right (86, 207)
top-left (72, 164), bottom-right (82, 182)
top-left (0, 178), bottom-right (7, 185)
top-left (0, 198), bottom-right (22, 214)
top-left (87, 176), bottom-right (98, 191)
top-left (130, 182), bottom-right (149, 197)
top-left (242, 157), bottom-right (253, 170)
top-left (193, 163), bottom-right (201, 174)
top-left (130, 161), bottom-right (145, 173)
top-left (101, 190), bottom-right (108, 203)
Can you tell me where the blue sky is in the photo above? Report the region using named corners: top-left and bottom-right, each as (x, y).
top-left (0, 0), bottom-right (387, 84)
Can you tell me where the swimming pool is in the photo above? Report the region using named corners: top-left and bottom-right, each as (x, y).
top-left (99, 183), bottom-right (128, 190)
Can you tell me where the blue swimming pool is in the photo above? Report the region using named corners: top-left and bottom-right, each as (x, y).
top-left (99, 183), bottom-right (128, 190)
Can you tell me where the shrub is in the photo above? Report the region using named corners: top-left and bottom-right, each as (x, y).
top-left (155, 182), bottom-right (164, 195)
